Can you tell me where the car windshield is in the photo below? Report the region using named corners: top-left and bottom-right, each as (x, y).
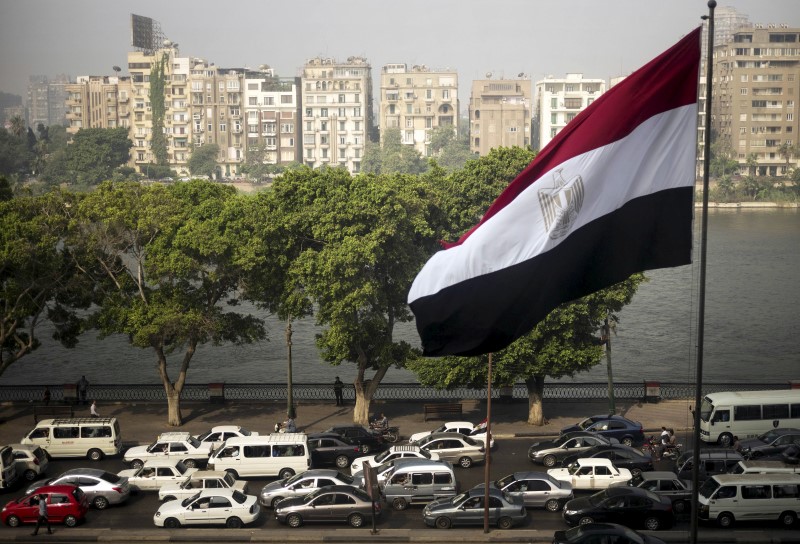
top-left (336, 472), bottom-right (354, 484)
top-left (283, 473), bottom-right (304, 486)
top-left (699, 398), bottom-right (714, 422)
top-left (628, 474), bottom-right (645, 486)
top-left (757, 430), bottom-right (781, 444)
top-left (187, 437), bottom-right (202, 448)
top-left (196, 431), bottom-right (213, 442)
top-left (231, 490), bottom-right (247, 504)
top-left (698, 478), bottom-right (720, 499)
top-left (451, 491), bottom-right (469, 506)
top-left (175, 461), bottom-right (189, 474)
top-left (495, 474), bottom-right (516, 488)
top-left (239, 429), bottom-right (252, 437)
top-left (577, 418), bottom-right (596, 430)
top-left (462, 436), bottom-right (479, 447)
top-left (223, 473), bottom-right (236, 486)
top-left (373, 450), bottom-right (392, 464)
top-left (182, 491), bottom-right (201, 507)
top-left (587, 489), bottom-right (610, 506)
top-left (303, 488), bottom-right (326, 502)
top-left (100, 472), bottom-right (122, 483)
top-left (433, 424), bottom-right (447, 433)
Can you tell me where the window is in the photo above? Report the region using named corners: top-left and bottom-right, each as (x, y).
top-left (742, 485), bottom-right (771, 499)
top-left (763, 404), bottom-right (789, 418)
top-left (243, 445), bottom-right (270, 458)
top-left (281, 95), bottom-right (292, 104)
top-left (280, 123), bottom-right (294, 133)
top-left (550, 97), bottom-right (557, 109)
top-left (734, 405), bottom-right (761, 421)
top-left (338, 94), bottom-right (345, 103)
top-left (220, 123), bottom-right (226, 132)
top-left (54, 427), bottom-right (79, 439)
top-left (320, 108), bottom-right (328, 117)
top-left (740, 88), bottom-right (748, 95)
top-left (564, 98), bottom-right (582, 109)
top-left (338, 107), bottom-right (346, 117)
top-left (353, 107), bottom-right (361, 117)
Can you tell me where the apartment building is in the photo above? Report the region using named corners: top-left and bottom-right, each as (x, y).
top-left (301, 56), bottom-right (373, 173)
top-left (468, 77), bottom-right (531, 156)
top-left (711, 25), bottom-right (800, 176)
top-left (243, 67), bottom-right (301, 169)
top-left (379, 64), bottom-right (458, 157)
top-left (65, 76), bottom-right (132, 134)
top-left (26, 74), bottom-right (71, 129)
top-left (533, 73), bottom-right (606, 151)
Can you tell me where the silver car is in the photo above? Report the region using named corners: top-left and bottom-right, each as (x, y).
top-left (259, 469), bottom-right (355, 508)
top-left (477, 471), bottom-right (574, 512)
top-left (412, 432), bottom-right (485, 468)
top-left (10, 444), bottom-right (49, 482)
top-left (25, 467), bottom-right (131, 509)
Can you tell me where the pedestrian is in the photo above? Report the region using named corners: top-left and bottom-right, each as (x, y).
top-left (43, 387), bottom-right (51, 406)
top-left (77, 375), bottom-right (89, 405)
top-left (90, 400), bottom-right (99, 418)
top-left (31, 494), bottom-right (52, 536)
top-left (333, 377), bottom-right (344, 406)
top-left (732, 435), bottom-right (742, 453)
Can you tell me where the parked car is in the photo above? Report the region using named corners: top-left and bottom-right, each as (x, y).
top-left (123, 431), bottom-right (214, 469)
top-left (322, 426), bottom-right (386, 454)
top-left (475, 471), bottom-right (574, 511)
top-left (411, 432), bottom-right (485, 468)
top-left (10, 444), bottom-right (49, 482)
top-left (153, 488), bottom-right (260, 528)
top-left (158, 470), bottom-right (248, 502)
top-left (408, 421), bottom-right (494, 448)
top-left (739, 428), bottom-right (800, 459)
top-left (548, 458), bottom-right (632, 490)
top-left (274, 485), bottom-right (379, 528)
top-left (118, 459), bottom-right (198, 491)
top-left (553, 522), bottom-right (668, 544)
top-left (25, 467), bottom-right (130, 510)
top-left (562, 486), bottom-right (673, 530)
top-left (610, 471), bottom-right (693, 514)
top-left (560, 415), bottom-right (644, 447)
top-left (351, 444), bottom-right (439, 474)
top-left (561, 444), bottom-right (653, 477)
top-left (422, 486), bottom-right (527, 529)
top-left (193, 426), bottom-right (259, 449)
top-left (259, 469), bottom-right (355, 508)
top-left (528, 433), bottom-right (619, 467)
top-left (1, 485), bottom-right (89, 528)
top-left (307, 433), bottom-right (364, 469)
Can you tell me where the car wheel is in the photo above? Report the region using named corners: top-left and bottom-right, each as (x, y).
top-left (279, 468), bottom-right (295, 480)
top-left (225, 469), bottom-right (239, 480)
top-left (780, 511), bottom-right (797, 527)
top-left (93, 496), bottom-right (109, 510)
top-left (271, 496), bottom-right (285, 508)
top-left (162, 495), bottom-right (176, 502)
top-left (717, 512), bottom-right (735, 528)
top-left (392, 497), bottom-right (408, 511)
top-left (644, 516), bottom-right (661, 531)
top-left (6, 515), bottom-right (20, 527)
top-left (497, 516), bottom-right (513, 530)
top-left (361, 444), bottom-right (371, 454)
top-left (717, 433), bottom-right (733, 448)
top-left (672, 499), bottom-right (687, 514)
top-left (348, 513), bottom-right (364, 528)
top-left (631, 467), bottom-right (643, 477)
top-left (88, 448), bottom-right (103, 461)
top-left (183, 459), bottom-right (197, 469)
top-left (23, 469), bottom-right (37, 481)
top-left (622, 437), bottom-right (634, 447)
top-left (131, 459), bottom-right (144, 469)
top-left (164, 517), bottom-right (181, 529)
top-left (459, 456), bottom-right (473, 468)
top-left (578, 516), bottom-right (594, 526)
top-left (64, 515), bottom-right (78, 527)
top-left (385, 431), bottom-right (399, 443)
top-left (542, 455), bottom-right (557, 467)
top-left (335, 455), bottom-right (350, 468)
top-left (287, 513), bottom-right (302, 528)
top-left (226, 516), bottom-right (243, 528)
top-left (435, 516), bottom-right (451, 529)
top-left (545, 499), bottom-right (562, 512)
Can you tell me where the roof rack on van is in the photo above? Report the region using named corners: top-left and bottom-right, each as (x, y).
top-left (49, 418), bottom-right (116, 425)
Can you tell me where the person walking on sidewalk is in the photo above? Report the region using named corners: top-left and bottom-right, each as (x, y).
top-left (334, 377), bottom-right (344, 406)
top-left (90, 400), bottom-right (99, 418)
top-left (77, 375), bottom-right (89, 405)
top-left (31, 495), bottom-right (52, 536)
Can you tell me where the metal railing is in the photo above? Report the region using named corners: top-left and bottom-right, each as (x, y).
top-left (0, 382), bottom-right (792, 404)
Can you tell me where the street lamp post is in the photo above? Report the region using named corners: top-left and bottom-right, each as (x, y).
top-left (285, 319), bottom-right (295, 419)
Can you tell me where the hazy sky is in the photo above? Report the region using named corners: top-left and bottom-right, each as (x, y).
top-left (1, 0), bottom-right (798, 107)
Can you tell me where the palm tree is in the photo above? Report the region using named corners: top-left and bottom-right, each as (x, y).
top-left (777, 142), bottom-right (799, 177)
top-left (7, 115), bottom-right (26, 138)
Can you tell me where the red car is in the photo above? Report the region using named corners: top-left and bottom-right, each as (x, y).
top-left (2, 485), bottom-right (89, 528)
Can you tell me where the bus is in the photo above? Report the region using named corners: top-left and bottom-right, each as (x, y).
top-left (698, 389), bottom-right (800, 447)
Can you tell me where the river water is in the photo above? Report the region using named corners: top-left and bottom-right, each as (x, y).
top-left (1, 208), bottom-right (797, 386)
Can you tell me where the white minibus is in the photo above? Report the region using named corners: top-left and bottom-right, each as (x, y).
top-left (698, 473), bottom-right (800, 528)
top-left (698, 389), bottom-right (800, 447)
top-left (20, 417), bottom-right (122, 460)
top-left (207, 433), bottom-right (310, 479)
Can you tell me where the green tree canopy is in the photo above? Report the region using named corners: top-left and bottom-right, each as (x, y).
top-left (188, 144), bottom-right (220, 178)
top-left (64, 127), bottom-right (132, 186)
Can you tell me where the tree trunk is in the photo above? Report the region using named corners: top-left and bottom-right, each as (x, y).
top-left (525, 375), bottom-right (546, 425)
top-left (166, 387), bottom-right (183, 427)
top-left (154, 342), bottom-right (195, 427)
top-left (353, 393), bottom-right (371, 426)
top-left (352, 353), bottom-right (389, 426)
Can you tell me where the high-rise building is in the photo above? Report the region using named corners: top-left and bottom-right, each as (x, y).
top-left (65, 75), bottom-right (132, 134)
top-left (301, 56), bottom-right (373, 173)
top-left (533, 73), bottom-right (606, 151)
top-left (379, 63), bottom-right (458, 157)
top-left (27, 76), bottom-right (50, 129)
top-left (711, 25), bottom-right (800, 176)
top-left (468, 77), bottom-right (531, 156)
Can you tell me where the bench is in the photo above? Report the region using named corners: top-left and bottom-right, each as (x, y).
top-left (33, 405), bottom-right (74, 423)
top-left (423, 403), bottom-right (462, 422)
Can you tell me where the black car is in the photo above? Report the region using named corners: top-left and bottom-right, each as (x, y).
top-left (323, 425), bottom-right (386, 454)
top-left (307, 433), bottom-right (364, 469)
top-left (528, 432), bottom-right (619, 467)
top-left (562, 486), bottom-right (673, 531)
top-left (739, 428), bottom-right (800, 459)
top-left (609, 471), bottom-right (693, 514)
top-left (560, 415), bottom-right (644, 447)
top-left (561, 444), bottom-right (653, 476)
top-left (553, 522), bottom-right (667, 544)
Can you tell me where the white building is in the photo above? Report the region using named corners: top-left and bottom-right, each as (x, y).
top-left (533, 73), bottom-right (606, 151)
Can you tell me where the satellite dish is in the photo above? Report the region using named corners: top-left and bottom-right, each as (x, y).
top-left (112, 66), bottom-right (121, 73)
top-left (486, 72), bottom-right (492, 78)
top-left (163, 40), bottom-right (172, 47)
top-left (518, 72), bottom-right (525, 77)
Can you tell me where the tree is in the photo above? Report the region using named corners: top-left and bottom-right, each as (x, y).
top-left (188, 144), bottom-right (220, 178)
top-left (427, 125), bottom-right (475, 172)
top-left (69, 181), bottom-right (266, 425)
top-left (263, 168), bottom-right (438, 424)
top-left (1, 190), bottom-right (87, 377)
top-left (149, 53), bottom-right (169, 167)
top-left (362, 129), bottom-right (427, 175)
top-left (408, 275), bottom-right (644, 425)
top-left (709, 139), bottom-right (739, 179)
top-left (8, 115), bottom-right (25, 138)
top-left (64, 127), bottom-right (132, 186)
top-left (0, 128), bottom-right (32, 177)
top-left (777, 142), bottom-right (799, 178)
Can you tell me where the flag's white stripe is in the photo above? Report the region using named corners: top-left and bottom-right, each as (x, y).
top-left (409, 104), bottom-right (697, 303)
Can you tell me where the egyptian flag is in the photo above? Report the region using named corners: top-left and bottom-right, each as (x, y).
top-left (409, 27), bottom-right (701, 357)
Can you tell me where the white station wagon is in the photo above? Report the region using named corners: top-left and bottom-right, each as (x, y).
top-left (547, 458), bottom-right (632, 490)
top-left (119, 459), bottom-right (198, 491)
top-left (158, 470), bottom-right (248, 502)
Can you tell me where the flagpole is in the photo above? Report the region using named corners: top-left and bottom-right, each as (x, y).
top-left (690, 3), bottom-right (715, 543)
top-left (483, 352), bottom-right (492, 533)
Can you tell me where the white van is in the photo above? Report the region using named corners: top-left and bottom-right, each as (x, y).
top-left (0, 446), bottom-right (19, 489)
top-left (20, 418), bottom-right (122, 460)
top-left (207, 433), bottom-right (310, 479)
top-left (379, 458), bottom-right (458, 511)
top-left (698, 473), bottom-right (800, 528)
top-left (730, 460), bottom-right (800, 475)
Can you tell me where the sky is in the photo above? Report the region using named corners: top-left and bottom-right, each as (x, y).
top-left (1, 0), bottom-right (798, 109)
